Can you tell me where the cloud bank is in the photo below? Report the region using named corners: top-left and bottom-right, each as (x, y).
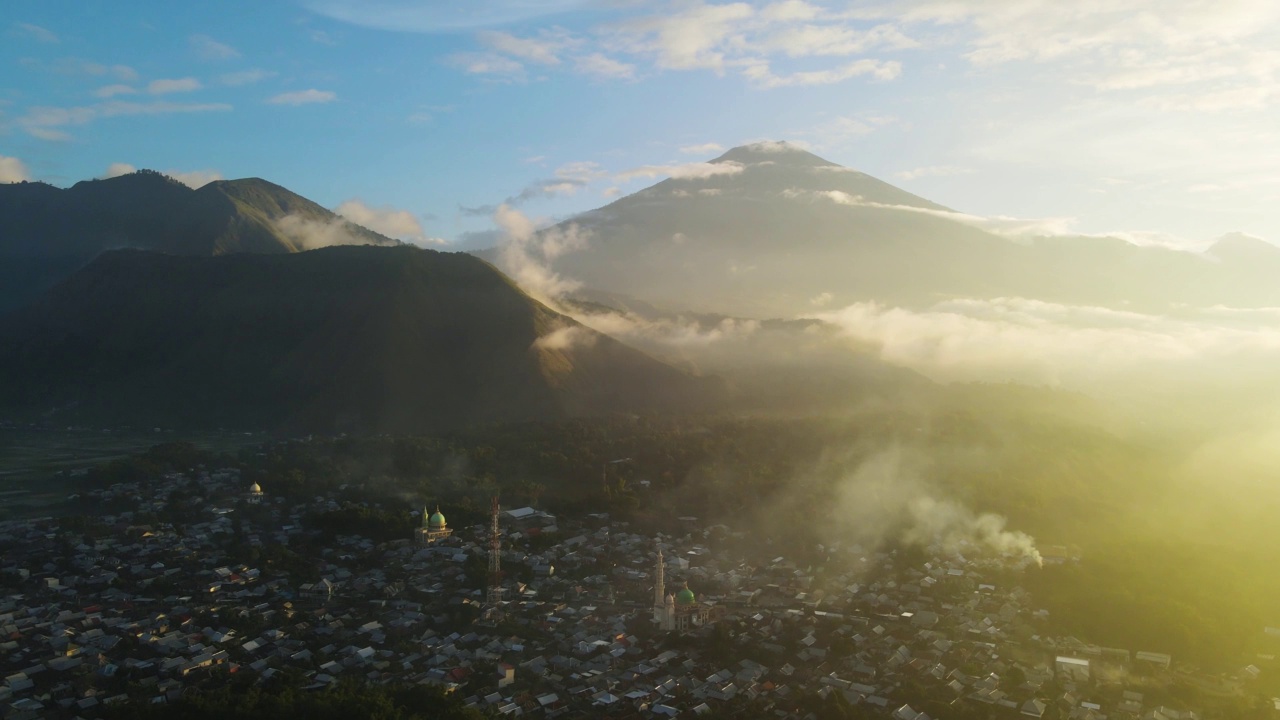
top-left (816, 297), bottom-right (1280, 387)
top-left (336, 199), bottom-right (443, 245)
top-left (0, 156), bottom-right (31, 183)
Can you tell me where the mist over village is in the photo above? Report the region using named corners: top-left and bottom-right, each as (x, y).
top-left (3, 2), bottom-right (1280, 719)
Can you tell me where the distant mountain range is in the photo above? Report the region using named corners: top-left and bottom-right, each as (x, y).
top-left (7, 146), bottom-right (1269, 432)
top-left (533, 143), bottom-right (1280, 317)
top-left (0, 170), bottom-right (396, 313)
top-left (0, 246), bottom-right (722, 433)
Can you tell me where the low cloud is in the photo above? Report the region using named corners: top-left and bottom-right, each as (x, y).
top-left (102, 162), bottom-right (136, 179)
top-left (574, 311), bottom-right (762, 349)
top-left (273, 215), bottom-right (374, 250)
top-left (790, 187), bottom-right (1076, 239)
top-left (463, 161), bottom-right (607, 215)
top-left (0, 155), bottom-right (31, 183)
top-left (895, 165), bottom-right (975, 181)
top-left (336, 199), bottom-right (444, 245)
top-left (166, 169), bottom-right (222, 189)
top-left (533, 325), bottom-right (598, 351)
top-left (101, 163), bottom-right (221, 188)
top-left (742, 139), bottom-right (811, 153)
top-left (616, 160), bottom-right (745, 183)
top-left (815, 297), bottom-right (1280, 387)
top-left (267, 89), bottom-right (337, 105)
top-left (493, 204), bottom-right (589, 302)
top-left (680, 142), bottom-right (725, 155)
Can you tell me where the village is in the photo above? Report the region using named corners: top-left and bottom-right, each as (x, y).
top-left (0, 466), bottom-right (1257, 719)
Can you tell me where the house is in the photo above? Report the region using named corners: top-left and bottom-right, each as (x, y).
top-left (1055, 656), bottom-right (1090, 682)
top-left (1021, 698), bottom-right (1048, 717)
top-left (497, 663), bottom-right (515, 689)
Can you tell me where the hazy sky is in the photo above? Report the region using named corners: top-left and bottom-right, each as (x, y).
top-left (2, 0), bottom-right (1278, 247)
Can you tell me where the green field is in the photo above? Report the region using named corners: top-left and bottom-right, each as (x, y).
top-left (0, 425), bottom-right (262, 518)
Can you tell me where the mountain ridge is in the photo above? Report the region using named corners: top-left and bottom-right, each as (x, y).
top-left (0, 170), bottom-right (399, 313)
top-left (523, 142), bottom-right (1280, 317)
top-left (0, 245), bottom-right (723, 433)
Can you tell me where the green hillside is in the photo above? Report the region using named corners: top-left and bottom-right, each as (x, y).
top-left (0, 245), bottom-right (723, 433)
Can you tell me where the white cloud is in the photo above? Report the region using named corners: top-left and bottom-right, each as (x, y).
top-left (336, 199), bottom-right (445, 245)
top-left (102, 162), bottom-right (136, 178)
top-left (266, 89), bottom-right (337, 105)
top-left (611, 2), bottom-right (755, 72)
top-left (447, 52), bottom-right (526, 78)
top-left (0, 155), bottom-right (30, 183)
top-left (147, 77), bottom-right (202, 95)
top-left (895, 165), bottom-right (975, 180)
top-left (190, 34), bottom-right (240, 60)
top-left (533, 325), bottom-right (598, 351)
top-left (18, 100), bottom-right (232, 141)
top-left (815, 296), bottom-right (1280, 387)
top-left (743, 58), bottom-right (901, 88)
top-left (300, 0), bottom-right (586, 32)
top-left (554, 160), bottom-right (609, 184)
top-left (575, 310), bottom-right (762, 348)
top-left (98, 100), bottom-right (231, 117)
top-left (742, 139), bottom-right (811, 152)
top-left (37, 60), bottom-right (138, 81)
top-left (273, 215), bottom-right (368, 250)
top-left (478, 28), bottom-right (578, 65)
top-left (219, 69), bottom-right (274, 86)
top-left (101, 162), bottom-right (220, 188)
top-left (680, 142), bottom-right (725, 155)
top-left (616, 160), bottom-right (745, 183)
top-left (810, 291), bottom-right (834, 307)
top-left (760, 0), bottom-right (821, 23)
top-left (15, 22), bottom-right (58, 43)
top-left (574, 53), bottom-right (636, 80)
top-left (754, 22), bottom-right (918, 57)
top-left (791, 188), bottom-right (1077, 239)
top-left (25, 127), bottom-right (72, 142)
top-left (93, 84), bottom-right (137, 98)
top-left (166, 169), bottom-right (222, 189)
top-left (494, 204), bottom-right (589, 301)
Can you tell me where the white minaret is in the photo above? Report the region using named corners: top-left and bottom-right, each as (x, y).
top-left (652, 545), bottom-right (667, 626)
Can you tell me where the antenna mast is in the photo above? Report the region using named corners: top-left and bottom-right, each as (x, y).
top-left (484, 496), bottom-right (504, 618)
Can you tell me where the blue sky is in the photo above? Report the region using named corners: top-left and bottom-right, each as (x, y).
top-left (3, 0), bottom-right (1279, 248)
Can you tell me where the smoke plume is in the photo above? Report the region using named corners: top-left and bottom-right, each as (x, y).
top-left (828, 447), bottom-right (1043, 567)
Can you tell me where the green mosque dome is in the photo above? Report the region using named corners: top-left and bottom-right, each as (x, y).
top-left (428, 508), bottom-right (446, 528)
top-left (676, 585), bottom-right (696, 605)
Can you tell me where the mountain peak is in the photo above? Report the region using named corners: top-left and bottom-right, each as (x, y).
top-left (1208, 232), bottom-right (1278, 258)
top-left (712, 141), bottom-right (836, 168)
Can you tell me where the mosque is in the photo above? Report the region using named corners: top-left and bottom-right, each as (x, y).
top-left (247, 481), bottom-right (263, 504)
top-left (417, 506), bottom-right (453, 544)
top-left (652, 545), bottom-right (716, 632)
